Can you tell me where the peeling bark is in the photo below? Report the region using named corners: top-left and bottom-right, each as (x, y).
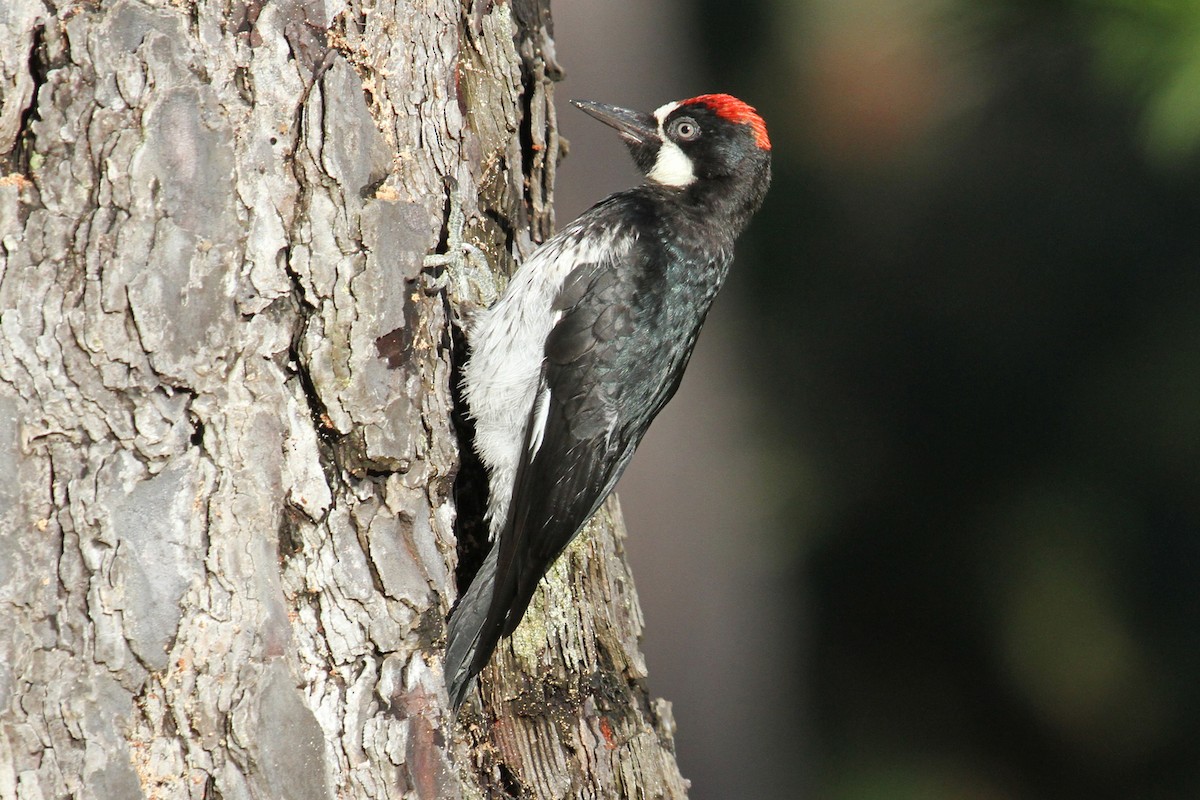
top-left (0, 1), bottom-right (688, 798)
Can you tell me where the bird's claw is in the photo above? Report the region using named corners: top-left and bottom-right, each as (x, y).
top-left (422, 179), bottom-right (501, 318)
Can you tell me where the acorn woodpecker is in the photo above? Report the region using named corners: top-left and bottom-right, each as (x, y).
top-left (445, 94), bottom-right (772, 710)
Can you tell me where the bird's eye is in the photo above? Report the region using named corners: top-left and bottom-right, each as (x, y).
top-left (670, 118), bottom-right (700, 141)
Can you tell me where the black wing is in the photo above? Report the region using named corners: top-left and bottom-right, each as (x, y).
top-left (493, 264), bottom-right (643, 638)
top-left (446, 259), bottom-right (640, 707)
top-left (464, 251), bottom-right (712, 694)
top-left (445, 194), bottom-right (730, 709)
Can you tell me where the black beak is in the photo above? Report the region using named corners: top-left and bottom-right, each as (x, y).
top-left (571, 100), bottom-right (658, 145)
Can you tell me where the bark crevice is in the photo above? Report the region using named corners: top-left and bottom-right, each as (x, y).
top-left (6, 21), bottom-right (45, 177)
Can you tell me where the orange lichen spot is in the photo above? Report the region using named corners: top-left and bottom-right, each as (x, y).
top-left (598, 716), bottom-right (618, 750)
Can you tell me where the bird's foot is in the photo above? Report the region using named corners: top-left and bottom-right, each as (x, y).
top-left (422, 178), bottom-right (502, 321)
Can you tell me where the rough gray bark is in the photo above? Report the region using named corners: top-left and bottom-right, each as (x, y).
top-left (0, 1), bottom-right (688, 798)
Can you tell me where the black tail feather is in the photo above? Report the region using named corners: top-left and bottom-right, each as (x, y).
top-left (444, 544), bottom-right (502, 710)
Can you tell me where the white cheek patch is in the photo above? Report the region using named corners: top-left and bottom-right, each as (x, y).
top-left (647, 101), bottom-right (696, 187)
top-left (648, 140), bottom-right (697, 187)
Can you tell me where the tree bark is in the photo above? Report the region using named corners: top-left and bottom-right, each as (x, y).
top-left (0, 1), bottom-right (688, 798)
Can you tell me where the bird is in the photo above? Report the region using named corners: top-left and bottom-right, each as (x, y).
top-left (444, 93), bottom-right (772, 710)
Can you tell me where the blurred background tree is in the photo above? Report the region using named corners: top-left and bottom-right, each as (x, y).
top-left (557, 0), bottom-right (1200, 798)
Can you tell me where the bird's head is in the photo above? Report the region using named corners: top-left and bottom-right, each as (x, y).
top-left (571, 94), bottom-right (771, 193)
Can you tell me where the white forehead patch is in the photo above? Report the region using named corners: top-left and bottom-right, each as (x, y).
top-left (653, 101), bottom-right (681, 123)
top-left (648, 101), bottom-right (696, 187)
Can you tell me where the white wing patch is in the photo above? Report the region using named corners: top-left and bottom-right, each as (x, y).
top-left (648, 100), bottom-right (696, 188)
top-left (528, 383), bottom-right (551, 456)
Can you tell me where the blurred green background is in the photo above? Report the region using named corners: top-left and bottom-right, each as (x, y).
top-left (555, 1), bottom-right (1200, 798)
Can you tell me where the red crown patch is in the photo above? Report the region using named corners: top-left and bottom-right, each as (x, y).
top-left (683, 94), bottom-right (771, 151)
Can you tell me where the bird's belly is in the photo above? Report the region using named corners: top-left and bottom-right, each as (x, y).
top-left (464, 295), bottom-right (557, 529)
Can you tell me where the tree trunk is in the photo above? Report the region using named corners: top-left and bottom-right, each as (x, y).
top-left (0, 1), bottom-right (688, 798)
